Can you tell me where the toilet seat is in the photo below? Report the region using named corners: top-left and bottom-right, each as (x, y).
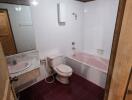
top-left (54, 64), bottom-right (72, 76)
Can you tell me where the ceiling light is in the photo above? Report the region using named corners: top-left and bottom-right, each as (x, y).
top-left (15, 6), bottom-right (22, 12)
top-left (31, 0), bottom-right (39, 6)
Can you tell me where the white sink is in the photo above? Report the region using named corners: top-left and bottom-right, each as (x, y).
top-left (8, 62), bottom-right (32, 74)
top-left (8, 59), bottom-right (40, 78)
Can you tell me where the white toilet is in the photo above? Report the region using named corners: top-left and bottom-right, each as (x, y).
top-left (47, 55), bottom-right (73, 84)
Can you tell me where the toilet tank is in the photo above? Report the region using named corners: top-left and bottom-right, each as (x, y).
top-left (47, 55), bottom-right (65, 67)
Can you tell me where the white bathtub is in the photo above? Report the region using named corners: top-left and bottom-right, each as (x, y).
top-left (66, 52), bottom-right (109, 88)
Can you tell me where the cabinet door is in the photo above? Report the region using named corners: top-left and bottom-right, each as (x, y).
top-left (0, 43), bottom-right (16, 100)
top-left (0, 10), bottom-right (17, 56)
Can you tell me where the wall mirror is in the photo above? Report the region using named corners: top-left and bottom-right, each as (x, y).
top-left (0, 3), bottom-right (36, 56)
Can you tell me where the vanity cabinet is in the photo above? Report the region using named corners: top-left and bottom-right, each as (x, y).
top-left (6, 50), bottom-right (40, 92)
top-left (12, 68), bottom-right (40, 92)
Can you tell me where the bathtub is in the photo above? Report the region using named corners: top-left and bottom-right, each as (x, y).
top-left (66, 52), bottom-right (109, 88)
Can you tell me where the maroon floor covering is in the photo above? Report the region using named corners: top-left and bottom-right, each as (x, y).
top-left (19, 74), bottom-right (105, 100)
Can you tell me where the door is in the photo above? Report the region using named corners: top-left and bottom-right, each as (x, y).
top-left (0, 10), bottom-right (17, 56)
top-left (125, 70), bottom-right (132, 100)
top-left (0, 43), bottom-right (16, 100)
top-left (106, 0), bottom-right (132, 99)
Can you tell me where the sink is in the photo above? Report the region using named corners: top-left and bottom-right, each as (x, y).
top-left (7, 58), bottom-right (40, 78)
top-left (8, 62), bottom-right (32, 74)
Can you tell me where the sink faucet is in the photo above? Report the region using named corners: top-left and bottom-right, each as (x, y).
top-left (21, 53), bottom-right (26, 58)
top-left (12, 59), bottom-right (17, 65)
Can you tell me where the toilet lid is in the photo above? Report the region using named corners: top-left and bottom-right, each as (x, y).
top-left (56, 64), bottom-right (72, 73)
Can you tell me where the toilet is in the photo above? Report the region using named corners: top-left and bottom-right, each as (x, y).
top-left (47, 55), bottom-right (73, 84)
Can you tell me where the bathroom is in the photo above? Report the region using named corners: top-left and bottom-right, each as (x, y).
top-left (0, 0), bottom-right (121, 100)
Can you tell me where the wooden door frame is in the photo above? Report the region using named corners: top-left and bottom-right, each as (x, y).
top-left (123, 67), bottom-right (132, 100)
top-left (0, 9), bottom-right (17, 54)
top-left (104, 0), bottom-right (127, 99)
top-left (0, 43), bottom-right (16, 100)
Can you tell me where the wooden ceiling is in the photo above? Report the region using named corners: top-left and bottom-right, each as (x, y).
top-left (76, 0), bottom-right (95, 2)
top-left (0, 0), bottom-right (30, 5)
top-left (0, 0), bottom-right (95, 5)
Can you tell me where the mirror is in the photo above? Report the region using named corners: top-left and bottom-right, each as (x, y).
top-left (0, 3), bottom-right (36, 56)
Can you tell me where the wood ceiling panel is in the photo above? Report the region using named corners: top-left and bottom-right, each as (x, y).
top-left (0, 0), bottom-right (30, 6)
top-left (0, 0), bottom-right (94, 5)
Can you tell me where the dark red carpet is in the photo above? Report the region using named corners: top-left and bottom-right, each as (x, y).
top-left (19, 74), bottom-right (105, 100)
